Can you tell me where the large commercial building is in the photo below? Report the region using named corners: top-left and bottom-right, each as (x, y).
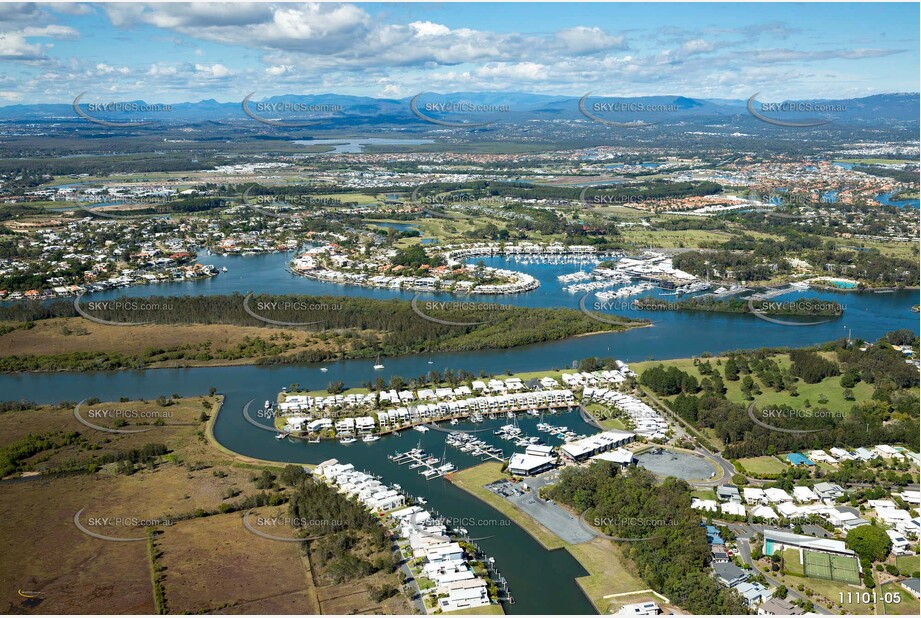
top-left (560, 430), bottom-right (635, 462)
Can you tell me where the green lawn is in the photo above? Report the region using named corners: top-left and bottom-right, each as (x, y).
top-left (692, 489), bottom-right (717, 501)
top-left (883, 582), bottom-right (921, 615)
top-left (895, 555), bottom-right (921, 575)
top-left (633, 352), bottom-right (899, 422)
top-left (737, 456), bottom-right (788, 476)
top-left (781, 548), bottom-right (804, 576)
top-left (774, 571), bottom-right (867, 614)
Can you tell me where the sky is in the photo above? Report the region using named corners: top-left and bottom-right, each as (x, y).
top-left (0, 2), bottom-right (918, 105)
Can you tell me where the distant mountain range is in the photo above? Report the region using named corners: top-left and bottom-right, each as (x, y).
top-left (1, 92), bottom-right (917, 125)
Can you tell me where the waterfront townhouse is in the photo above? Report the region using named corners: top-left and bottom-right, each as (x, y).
top-left (354, 416), bottom-right (376, 435)
top-left (335, 418), bottom-right (356, 436)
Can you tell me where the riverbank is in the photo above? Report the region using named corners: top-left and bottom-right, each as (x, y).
top-left (205, 397), bottom-right (310, 469)
top-left (447, 463), bottom-right (651, 613)
top-left (0, 294), bottom-right (645, 373)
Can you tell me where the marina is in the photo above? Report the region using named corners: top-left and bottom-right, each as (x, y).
top-left (389, 446), bottom-right (457, 479)
top-left (2, 245), bottom-right (918, 617)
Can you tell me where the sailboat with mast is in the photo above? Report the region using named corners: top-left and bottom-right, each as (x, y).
top-left (373, 354), bottom-right (384, 370)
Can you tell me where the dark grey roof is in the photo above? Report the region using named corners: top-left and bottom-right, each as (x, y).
top-left (713, 562), bottom-right (748, 585)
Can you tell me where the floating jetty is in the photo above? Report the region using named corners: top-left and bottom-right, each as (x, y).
top-left (389, 447), bottom-right (456, 479)
top-left (445, 432), bottom-right (506, 462)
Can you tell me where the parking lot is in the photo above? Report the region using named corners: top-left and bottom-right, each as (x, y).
top-left (486, 477), bottom-right (595, 545)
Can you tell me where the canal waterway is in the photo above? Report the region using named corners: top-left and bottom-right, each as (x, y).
top-left (2, 251), bottom-right (918, 614)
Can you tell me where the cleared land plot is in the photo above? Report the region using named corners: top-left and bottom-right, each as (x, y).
top-left (156, 509), bottom-right (318, 614)
top-left (0, 398), bottom-right (216, 475)
top-left (0, 474), bottom-right (158, 615)
top-left (0, 318), bottom-right (339, 368)
top-left (736, 456), bottom-right (788, 476)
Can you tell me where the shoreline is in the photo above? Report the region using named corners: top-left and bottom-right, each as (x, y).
top-left (205, 396), bottom-right (312, 469)
top-left (0, 322), bottom-right (644, 375)
top-left (445, 462), bottom-right (646, 615)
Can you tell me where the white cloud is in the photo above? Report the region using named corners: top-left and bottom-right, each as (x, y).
top-left (195, 62), bottom-right (233, 78)
top-left (265, 64), bottom-right (292, 76)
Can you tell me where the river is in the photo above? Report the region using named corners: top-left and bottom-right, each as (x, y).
top-left (2, 251), bottom-right (918, 614)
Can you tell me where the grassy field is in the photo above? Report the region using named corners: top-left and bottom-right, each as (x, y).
top-left (0, 397), bottom-right (216, 474)
top-left (633, 352), bottom-right (888, 420)
top-left (781, 548), bottom-right (804, 575)
top-left (883, 582), bottom-right (921, 615)
top-left (617, 228), bottom-right (734, 248)
top-left (0, 317), bottom-right (340, 368)
top-left (448, 463), bottom-right (652, 613)
top-left (0, 395), bottom-right (404, 615)
top-left (736, 456), bottom-right (788, 476)
top-left (771, 565), bottom-right (884, 615)
top-left (895, 555), bottom-right (921, 575)
top-left (692, 488), bottom-right (717, 501)
top-left (156, 508), bottom-right (320, 614)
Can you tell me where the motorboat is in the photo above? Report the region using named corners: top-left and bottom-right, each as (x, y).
top-left (362, 435), bottom-right (380, 443)
top-left (340, 437), bottom-right (356, 444)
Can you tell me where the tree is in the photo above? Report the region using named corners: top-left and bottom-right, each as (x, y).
top-left (846, 525), bottom-right (892, 563)
top-left (280, 464), bottom-right (307, 486)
